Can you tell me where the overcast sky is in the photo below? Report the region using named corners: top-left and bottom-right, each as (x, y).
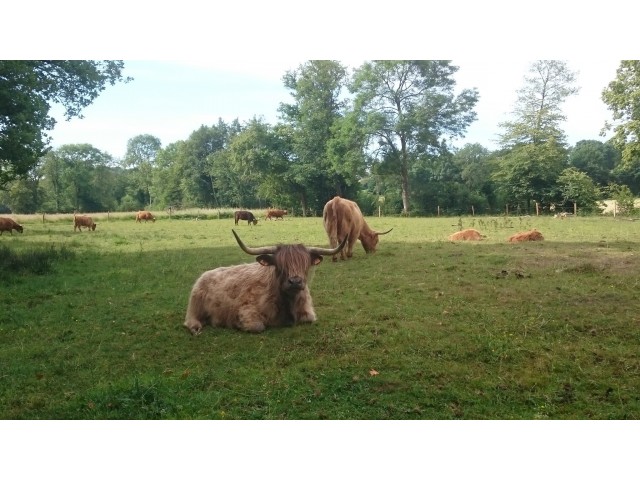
top-left (46, 58), bottom-right (621, 160)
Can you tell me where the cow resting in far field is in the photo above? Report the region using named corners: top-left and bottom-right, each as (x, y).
top-left (234, 210), bottom-right (258, 225)
top-left (73, 215), bottom-right (96, 232)
top-left (265, 208), bottom-right (287, 220)
top-left (0, 217), bottom-right (23, 235)
top-left (508, 229), bottom-right (544, 243)
top-left (322, 196), bottom-right (392, 261)
top-left (136, 210), bottom-right (156, 223)
top-left (448, 228), bottom-right (484, 241)
top-left (184, 230), bottom-right (347, 334)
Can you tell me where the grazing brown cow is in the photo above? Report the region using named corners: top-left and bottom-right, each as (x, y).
top-left (322, 196), bottom-right (392, 261)
top-left (136, 210), bottom-right (156, 223)
top-left (234, 210), bottom-right (258, 225)
top-left (448, 228), bottom-right (484, 241)
top-left (184, 230), bottom-right (347, 334)
top-left (0, 217), bottom-right (23, 235)
top-left (508, 229), bottom-right (544, 243)
top-left (73, 215), bottom-right (96, 232)
top-left (265, 208), bottom-right (288, 220)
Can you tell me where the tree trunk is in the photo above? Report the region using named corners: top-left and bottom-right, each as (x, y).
top-left (400, 138), bottom-right (410, 215)
top-left (299, 192), bottom-right (308, 217)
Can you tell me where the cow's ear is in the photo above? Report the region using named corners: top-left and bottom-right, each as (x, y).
top-left (256, 254), bottom-right (275, 267)
top-left (311, 254), bottom-right (323, 266)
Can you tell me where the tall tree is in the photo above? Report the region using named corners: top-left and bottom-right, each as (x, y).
top-left (122, 134), bottom-right (162, 208)
top-left (494, 61), bottom-right (579, 211)
top-left (0, 61), bottom-right (129, 188)
top-left (499, 60), bottom-right (579, 147)
top-left (279, 60), bottom-right (353, 214)
top-left (601, 60), bottom-right (640, 193)
top-left (351, 60), bottom-right (479, 214)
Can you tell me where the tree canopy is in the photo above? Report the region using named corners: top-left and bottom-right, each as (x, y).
top-left (2, 60), bottom-right (639, 217)
top-left (351, 60), bottom-right (479, 214)
top-left (0, 60), bottom-right (129, 188)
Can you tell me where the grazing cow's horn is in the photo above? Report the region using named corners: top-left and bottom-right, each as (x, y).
top-left (232, 230), bottom-right (278, 255)
top-left (377, 228), bottom-right (393, 235)
top-left (308, 236), bottom-right (348, 256)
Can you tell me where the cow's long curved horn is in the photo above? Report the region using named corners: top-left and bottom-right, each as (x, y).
top-left (308, 236), bottom-right (348, 256)
top-left (232, 230), bottom-right (277, 256)
top-left (376, 228), bottom-right (393, 235)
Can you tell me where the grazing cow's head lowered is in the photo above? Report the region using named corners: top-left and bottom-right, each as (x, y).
top-left (322, 196), bottom-right (392, 261)
top-left (184, 230), bottom-right (347, 334)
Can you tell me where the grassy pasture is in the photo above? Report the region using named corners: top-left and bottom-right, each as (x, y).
top-left (1, 212), bottom-right (639, 419)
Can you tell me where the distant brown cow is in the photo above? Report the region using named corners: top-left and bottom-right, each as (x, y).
top-left (136, 211), bottom-right (156, 223)
top-left (234, 210), bottom-right (258, 225)
top-left (74, 215), bottom-right (96, 232)
top-left (0, 217), bottom-right (23, 235)
top-left (322, 196), bottom-right (392, 261)
top-left (265, 209), bottom-right (288, 220)
top-left (184, 230), bottom-right (347, 334)
top-left (508, 229), bottom-right (544, 243)
top-left (448, 228), bottom-right (484, 241)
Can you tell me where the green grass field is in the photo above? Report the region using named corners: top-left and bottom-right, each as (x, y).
top-left (1, 212), bottom-right (639, 419)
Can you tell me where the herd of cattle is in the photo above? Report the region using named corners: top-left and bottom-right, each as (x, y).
top-left (1, 197), bottom-right (548, 335)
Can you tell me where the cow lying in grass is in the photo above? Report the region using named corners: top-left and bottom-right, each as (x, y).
top-left (0, 217), bottom-right (23, 235)
top-left (448, 228), bottom-right (484, 241)
top-left (73, 215), bottom-right (97, 232)
top-left (184, 230), bottom-right (347, 334)
top-left (508, 229), bottom-right (544, 242)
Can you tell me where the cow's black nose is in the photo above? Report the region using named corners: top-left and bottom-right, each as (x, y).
top-left (288, 276), bottom-right (304, 289)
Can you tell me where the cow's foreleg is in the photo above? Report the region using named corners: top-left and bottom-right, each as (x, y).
top-left (236, 308), bottom-right (267, 333)
top-left (293, 290), bottom-right (317, 324)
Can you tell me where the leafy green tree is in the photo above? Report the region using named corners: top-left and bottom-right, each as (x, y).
top-left (601, 60), bottom-right (640, 167)
top-left (494, 61), bottom-right (578, 211)
top-left (499, 60), bottom-right (579, 147)
top-left (279, 60), bottom-right (354, 214)
top-left (152, 141), bottom-right (186, 209)
top-left (40, 150), bottom-right (68, 212)
top-left (606, 183), bottom-right (637, 215)
top-left (177, 120), bottom-right (239, 208)
top-left (54, 144), bottom-right (113, 212)
top-left (568, 140), bottom-right (620, 187)
top-left (0, 61), bottom-right (129, 188)
top-left (351, 60), bottom-right (479, 214)
top-left (210, 118), bottom-right (287, 209)
top-left (122, 134), bottom-right (161, 208)
top-left (556, 167), bottom-right (602, 213)
top-left (492, 140), bottom-right (567, 211)
top-left (452, 143), bottom-right (496, 212)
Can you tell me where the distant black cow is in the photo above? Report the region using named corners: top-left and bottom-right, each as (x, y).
top-left (234, 210), bottom-right (258, 225)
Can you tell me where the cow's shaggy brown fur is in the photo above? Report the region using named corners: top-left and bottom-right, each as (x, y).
top-left (322, 196), bottom-right (392, 261)
top-left (0, 217), bottom-right (23, 235)
top-left (508, 229), bottom-right (544, 242)
top-left (73, 215), bottom-right (96, 232)
top-left (448, 228), bottom-right (484, 241)
top-left (184, 230), bottom-right (346, 334)
top-left (136, 211), bottom-right (156, 223)
top-left (265, 208), bottom-right (287, 220)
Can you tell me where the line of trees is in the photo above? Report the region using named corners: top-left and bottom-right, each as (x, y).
top-left (2, 60), bottom-right (640, 216)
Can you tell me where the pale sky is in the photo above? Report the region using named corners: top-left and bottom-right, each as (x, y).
top-left (7, 2), bottom-right (632, 163)
top-left (45, 59), bottom-right (621, 160)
